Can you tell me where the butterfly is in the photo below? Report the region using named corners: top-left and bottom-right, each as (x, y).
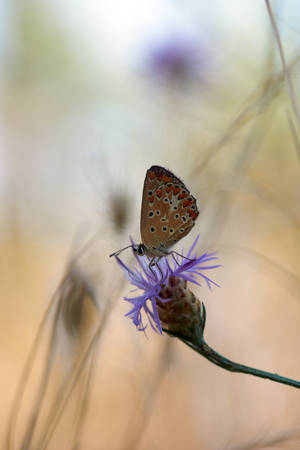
top-left (110, 165), bottom-right (199, 263)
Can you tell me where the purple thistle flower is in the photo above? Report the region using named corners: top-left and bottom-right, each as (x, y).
top-left (114, 235), bottom-right (221, 334)
top-left (144, 31), bottom-right (210, 87)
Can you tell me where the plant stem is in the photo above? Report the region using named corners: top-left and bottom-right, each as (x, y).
top-left (163, 304), bottom-right (300, 389)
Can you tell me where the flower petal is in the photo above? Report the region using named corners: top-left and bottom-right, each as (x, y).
top-left (113, 234), bottom-right (221, 334)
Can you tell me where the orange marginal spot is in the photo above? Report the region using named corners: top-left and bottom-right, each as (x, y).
top-left (173, 187), bottom-right (180, 195)
top-left (162, 175), bottom-right (171, 183)
top-left (156, 190), bottom-right (163, 198)
top-left (165, 186), bottom-right (172, 193)
top-left (187, 209), bottom-right (197, 219)
top-left (183, 199), bottom-right (193, 207)
top-left (157, 175), bottom-right (163, 180)
top-left (148, 171), bottom-right (156, 180)
top-left (178, 192), bottom-right (188, 199)
top-left (149, 195), bottom-right (155, 203)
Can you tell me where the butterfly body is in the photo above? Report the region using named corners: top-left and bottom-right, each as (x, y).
top-left (134, 242), bottom-right (170, 258)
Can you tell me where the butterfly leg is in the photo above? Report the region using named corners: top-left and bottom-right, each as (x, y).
top-left (148, 256), bottom-right (164, 280)
top-left (147, 256), bottom-right (157, 278)
top-left (171, 252), bottom-right (180, 266)
top-left (155, 259), bottom-right (163, 280)
top-left (171, 250), bottom-right (194, 263)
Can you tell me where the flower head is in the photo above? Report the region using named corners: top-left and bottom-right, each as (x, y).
top-left (114, 235), bottom-right (221, 335)
top-left (144, 30), bottom-right (210, 88)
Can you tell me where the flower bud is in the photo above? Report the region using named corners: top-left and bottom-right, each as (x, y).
top-left (157, 276), bottom-right (203, 339)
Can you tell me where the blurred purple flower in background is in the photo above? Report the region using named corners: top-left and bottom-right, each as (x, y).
top-left (114, 235), bottom-right (221, 334)
top-left (144, 30), bottom-right (211, 87)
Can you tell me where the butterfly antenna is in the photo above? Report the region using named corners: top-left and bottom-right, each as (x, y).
top-left (109, 244), bottom-right (134, 258)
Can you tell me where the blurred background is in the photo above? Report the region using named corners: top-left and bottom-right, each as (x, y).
top-left (2, 0), bottom-right (300, 449)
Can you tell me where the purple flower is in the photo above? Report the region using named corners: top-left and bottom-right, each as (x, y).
top-left (144, 31), bottom-right (210, 87)
top-left (114, 235), bottom-right (221, 334)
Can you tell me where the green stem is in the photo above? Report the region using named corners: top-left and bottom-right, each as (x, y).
top-left (163, 304), bottom-right (300, 389)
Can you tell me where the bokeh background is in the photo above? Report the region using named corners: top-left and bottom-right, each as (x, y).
top-left (2, 1), bottom-right (300, 449)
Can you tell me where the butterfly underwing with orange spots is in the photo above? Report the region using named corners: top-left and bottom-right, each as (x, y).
top-left (139, 165), bottom-right (199, 258)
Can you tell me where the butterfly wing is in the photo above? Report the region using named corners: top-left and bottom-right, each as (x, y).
top-left (140, 165), bottom-right (199, 254)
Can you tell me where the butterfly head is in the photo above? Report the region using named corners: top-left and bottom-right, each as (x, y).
top-left (133, 243), bottom-right (147, 256)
